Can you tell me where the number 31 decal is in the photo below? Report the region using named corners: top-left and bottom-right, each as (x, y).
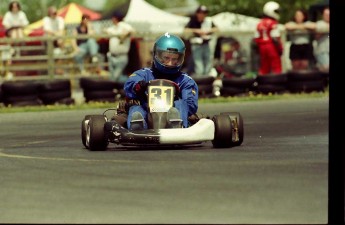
top-left (148, 86), bottom-right (174, 107)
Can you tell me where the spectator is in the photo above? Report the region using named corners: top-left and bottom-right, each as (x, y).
top-left (122, 33), bottom-right (198, 130)
top-left (312, 7), bottom-right (329, 73)
top-left (254, 1), bottom-right (283, 75)
top-left (2, 1), bottom-right (29, 38)
top-left (72, 14), bottom-right (100, 75)
top-left (43, 6), bottom-right (65, 55)
top-left (214, 37), bottom-right (248, 78)
top-left (104, 12), bottom-right (135, 82)
top-left (285, 9), bottom-right (315, 71)
top-left (184, 5), bottom-right (219, 76)
top-left (0, 15), bottom-right (6, 37)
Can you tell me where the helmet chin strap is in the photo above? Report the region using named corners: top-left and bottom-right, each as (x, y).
top-left (151, 63), bottom-right (181, 80)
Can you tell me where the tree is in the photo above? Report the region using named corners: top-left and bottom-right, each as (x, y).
top-left (0, 0), bottom-right (325, 24)
top-left (147, 0), bottom-right (324, 23)
top-left (192, 0), bottom-right (323, 23)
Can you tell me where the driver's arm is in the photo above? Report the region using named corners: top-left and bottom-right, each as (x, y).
top-left (180, 78), bottom-right (198, 116)
top-left (124, 71), bottom-right (149, 99)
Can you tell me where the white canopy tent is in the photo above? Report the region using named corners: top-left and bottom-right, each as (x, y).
top-left (123, 0), bottom-right (189, 35)
top-left (211, 12), bottom-right (260, 33)
top-left (212, 11), bottom-right (285, 33)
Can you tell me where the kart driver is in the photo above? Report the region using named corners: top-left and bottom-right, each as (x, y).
top-left (121, 32), bottom-right (199, 130)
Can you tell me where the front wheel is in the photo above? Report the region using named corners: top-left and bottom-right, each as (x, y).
top-left (86, 115), bottom-right (108, 151)
top-left (212, 114), bottom-right (233, 148)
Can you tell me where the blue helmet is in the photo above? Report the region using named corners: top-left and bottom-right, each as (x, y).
top-left (153, 33), bottom-right (186, 74)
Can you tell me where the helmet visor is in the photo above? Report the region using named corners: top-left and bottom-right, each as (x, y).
top-left (155, 49), bottom-right (184, 68)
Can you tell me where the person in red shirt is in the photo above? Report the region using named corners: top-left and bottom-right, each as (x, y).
top-left (0, 15), bottom-right (6, 37)
top-left (254, 1), bottom-right (283, 75)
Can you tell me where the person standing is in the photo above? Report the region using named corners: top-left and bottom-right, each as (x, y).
top-left (285, 9), bottom-right (315, 71)
top-left (72, 14), bottom-right (100, 74)
top-left (254, 1), bottom-right (283, 75)
top-left (313, 7), bottom-right (329, 73)
top-left (2, 1), bottom-right (28, 77)
top-left (184, 5), bottom-right (218, 76)
top-left (104, 13), bottom-right (135, 82)
top-left (2, 1), bottom-right (29, 38)
top-left (43, 6), bottom-right (65, 55)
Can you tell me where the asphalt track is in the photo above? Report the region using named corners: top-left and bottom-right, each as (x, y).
top-left (0, 97), bottom-right (329, 224)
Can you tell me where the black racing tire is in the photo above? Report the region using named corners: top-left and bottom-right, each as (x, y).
top-left (84, 90), bottom-right (116, 100)
top-left (116, 89), bottom-right (126, 98)
top-left (221, 112), bottom-right (244, 146)
top-left (222, 77), bottom-right (256, 89)
top-left (86, 115), bottom-right (108, 151)
top-left (255, 84), bottom-right (287, 94)
top-left (0, 87), bottom-right (3, 103)
top-left (221, 86), bottom-right (246, 96)
top-left (3, 94), bottom-right (39, 103)
top-left (55, 97), bottom-right (75, 105)
top-left (39, 90), bottom-right (71, 104)
top-left (81, 115), bottom-right (97, 148)
top-left (212, 114), bottom-right (233, 148)
top-left (256, 73), bottom-right (287, 85)
top-left (319, 71), bottom-right (329, 80)
top-left (112, 81), bottom-right (125, 90)
top-left (80, 77), bottom-right (117, 91)
top-left (4, 99), bottom-right (43, 107)
top-left (2, 81), bottom-right (40, 96)
top-left (193, 76), bottom-right (215, 85)
top-left (323, 76), bottom-right (329, 88)
top-left (198, 84), bottom-right (213, 97)
top-left (86, 97), bottom-right (117, 103)
top-left (38, 79), bottom-right (71, 92)
top-left (288, 80), bottom-right (325, 93)
top-left (287, 70), bottom-right (324, 81)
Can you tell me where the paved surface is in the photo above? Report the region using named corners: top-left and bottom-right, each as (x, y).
top-left (0, 97), bottom-right (329, 224)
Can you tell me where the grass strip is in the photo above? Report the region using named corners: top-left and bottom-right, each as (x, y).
top-left (0, 91), bottom-right (328, 114)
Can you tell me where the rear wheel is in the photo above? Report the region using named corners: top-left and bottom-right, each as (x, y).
top-left (221, 112), bottom-right (244, 146)
top-left (86, 115), bottom-right (108, 151)
top-left (212, 114), bottom-right (232, 148)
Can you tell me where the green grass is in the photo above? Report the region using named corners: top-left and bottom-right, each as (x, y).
top-left (199, 90), bottom-right (328, 103)
top-left (0, 91), bottom-right (328, 114)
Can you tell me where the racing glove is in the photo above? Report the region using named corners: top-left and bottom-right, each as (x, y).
top-left (134, 80), bottom-right (148, 97)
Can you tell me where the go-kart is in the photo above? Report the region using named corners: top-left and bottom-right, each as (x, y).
top-left (81, 79), bottom-right (244, 151)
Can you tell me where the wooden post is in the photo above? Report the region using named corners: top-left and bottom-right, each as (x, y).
top-left (46, 37), bottom-right (54, 79)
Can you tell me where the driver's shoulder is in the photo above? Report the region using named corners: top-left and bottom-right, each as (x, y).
top-left (178, 73), bottom-right (197, 87)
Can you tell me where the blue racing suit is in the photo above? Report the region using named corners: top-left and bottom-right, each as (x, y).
top-left (124, 67), bottom-right (199, 128)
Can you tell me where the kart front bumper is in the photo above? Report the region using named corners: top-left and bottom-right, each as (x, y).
top-left (106, 118), bottom-right (215, 145)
